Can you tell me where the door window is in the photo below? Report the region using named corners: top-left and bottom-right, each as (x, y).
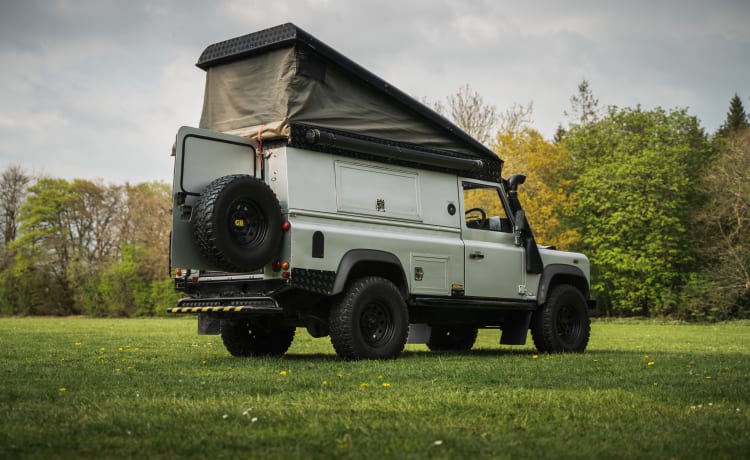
top-left (462, 182), bottom-right (512, 233)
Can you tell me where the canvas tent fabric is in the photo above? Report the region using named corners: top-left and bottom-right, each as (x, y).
top-left (197, 23), bottom-right (500, 166)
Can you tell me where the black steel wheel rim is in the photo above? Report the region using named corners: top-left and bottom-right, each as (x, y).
top-left (227, 198), bottom-right (267, 249)
top-left (556, 304), bottom-right (582, 345)
top-left (360, 300), bottom-right (395, 346)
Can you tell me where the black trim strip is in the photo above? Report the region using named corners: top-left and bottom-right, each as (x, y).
top-left (305, 128), bottom-right (483, 172)
top-left (412, 296), bottom-right (537, 311)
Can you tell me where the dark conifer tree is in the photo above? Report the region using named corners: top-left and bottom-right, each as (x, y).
top-left (716, 93), bottom-right (749, 137)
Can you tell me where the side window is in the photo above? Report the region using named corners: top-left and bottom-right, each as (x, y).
top-left (462, 182), bottom-right (512, 232)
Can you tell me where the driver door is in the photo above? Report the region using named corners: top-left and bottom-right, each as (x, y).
top-left (460, 180), bottom-right (525, 299)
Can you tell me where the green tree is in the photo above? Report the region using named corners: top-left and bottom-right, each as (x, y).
top-left (565, 79), bottom-right (601, 127)
top-left (552, 124), bottom-right (567, 145)
top-left (564, 106), bottom-right (710, 316)
top-left (716, 93), bottom-right (749, 138)
top-left (12, 178), bottom-right (124, 314)
top-left (11, 178), bottom-right (79, 314)
top-left (0, 166), bottom-right (31, 248)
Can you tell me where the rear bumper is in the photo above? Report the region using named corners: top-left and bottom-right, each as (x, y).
top-left (167, 296), bottom-right (282, 314)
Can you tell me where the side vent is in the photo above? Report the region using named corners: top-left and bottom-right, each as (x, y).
top-left (312, 231), bottom-right (325, 259)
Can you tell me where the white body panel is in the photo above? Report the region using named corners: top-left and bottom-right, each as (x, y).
top-left (171, 127), bottom-right (590, 301)
top-left (267, 146), bottom-right (464, 295)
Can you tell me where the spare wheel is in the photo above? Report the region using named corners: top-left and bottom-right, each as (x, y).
top-left (193, 174), bottom-right (283, 272)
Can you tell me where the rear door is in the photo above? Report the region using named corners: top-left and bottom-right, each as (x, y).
top-left (171, 126), bottom-right (257, 269)
top-left (460, 179), bottom-right (525, 299)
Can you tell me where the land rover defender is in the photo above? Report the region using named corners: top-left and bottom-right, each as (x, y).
top-left (168, 23), bottom-right (593, 360)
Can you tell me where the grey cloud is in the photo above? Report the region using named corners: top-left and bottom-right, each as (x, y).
top-left (0, 0), bottom-right (748, 182)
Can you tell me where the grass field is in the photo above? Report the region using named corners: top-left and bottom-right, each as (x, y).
top-left (1, 317), bottom-right (748, 459)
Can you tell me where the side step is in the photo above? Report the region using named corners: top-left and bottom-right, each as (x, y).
top-left (168, 296), bottom-right (282, 314)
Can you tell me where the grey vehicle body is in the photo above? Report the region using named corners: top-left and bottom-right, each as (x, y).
top-left (168, 24), bottom-right (593, 359)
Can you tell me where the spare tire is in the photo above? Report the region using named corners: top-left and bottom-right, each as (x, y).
top-left (193, 174), bottom-right (283, 272)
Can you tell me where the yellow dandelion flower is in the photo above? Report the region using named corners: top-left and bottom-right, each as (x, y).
top-left (382, 383), bottom-right (391, 388)
top-left (377, 375), bottom-right (383, 380)
top-left (322, 380), bottom-right (328, 386)
top-left (279, 370), bottom-right (288, 376)
top-left (647, 361), bottom-right (655, 366)
top-left (59, 387), bottom-right (67, 393)
top-left (532, 354), bottom-right (539, 359)
top-left (74, 342), bottom-right (81, 347)
top-left (100, 347), bottom-right (105, 352)
top-left (359, 383), bottom-right (369, 389)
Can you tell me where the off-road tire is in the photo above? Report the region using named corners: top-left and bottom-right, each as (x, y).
top-left (427, 326), bottom-right (479, 351)
top-left (531, 284), bottom-right (590, 353)
top-left (220, 320), bottom-right (295, 357)
top-left (329, 277), bottom-right (408, 360)
top-left (193, 174), bottom-right (282, 272)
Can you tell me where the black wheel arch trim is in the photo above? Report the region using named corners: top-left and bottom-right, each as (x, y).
top-left (331, 249), bottom-right (408, 296)
top-left (537, 264), bottom-right (590, 305)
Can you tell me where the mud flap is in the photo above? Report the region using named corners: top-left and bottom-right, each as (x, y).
top-left (407, 323), bottom-right (432, 344)
top-left (500, 311), bottom-right (532, 345)
top-left (198, 313), bottom-right (221, 335)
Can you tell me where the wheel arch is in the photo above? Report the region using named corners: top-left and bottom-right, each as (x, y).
top-left (537, 264), bottom-right (590, 305)
top-left (331, 249), bottom-right (408, 297)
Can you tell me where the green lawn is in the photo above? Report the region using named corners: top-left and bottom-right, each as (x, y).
top-left (1, 317), bottom-right (748, 459)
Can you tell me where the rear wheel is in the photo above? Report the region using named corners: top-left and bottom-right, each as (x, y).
top-left (531, 284), bottom-right (590, 353)
top-left (220, 320), bottom-right (295, 357)
top-left (329, 277), bottom-right (408, 360)
top-left (427, 326), bottom-right (478, 351)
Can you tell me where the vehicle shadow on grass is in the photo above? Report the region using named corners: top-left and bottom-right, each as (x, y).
top-left (278, 348), bottom-right (541, 362)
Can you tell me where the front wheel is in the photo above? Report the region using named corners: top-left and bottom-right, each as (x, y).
top-left (329, 277), bottom-right (409, 360)
top-left (220, 320), bottom-right (295, 357)
top-left (531, 284), bottom-right (590, 353)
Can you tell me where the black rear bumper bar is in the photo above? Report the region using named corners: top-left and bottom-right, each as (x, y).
top-left (168, 296), bottom-right (282, 314)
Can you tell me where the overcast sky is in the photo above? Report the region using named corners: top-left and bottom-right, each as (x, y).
top-left (1, 0), bottom-right (748, 184)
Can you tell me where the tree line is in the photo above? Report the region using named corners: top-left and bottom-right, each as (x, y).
top-left (437, 84), bottom-right (749, 320)
top-left (0, 175), bottom-right (179, 316)
top-left (1, 85), bottom-right (748, 319)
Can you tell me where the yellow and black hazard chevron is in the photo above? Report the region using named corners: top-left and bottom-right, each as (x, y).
top-left (168, 306), bottom-right (247, 314)
top-left (167, 297), bottom-right (281, 314)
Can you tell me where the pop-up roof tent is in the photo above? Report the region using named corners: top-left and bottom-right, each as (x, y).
top-left (196, 23), bottom-right (502, 180)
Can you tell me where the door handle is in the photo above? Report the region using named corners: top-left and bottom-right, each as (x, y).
top-left (469, 251), bottom-right (485, 260)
